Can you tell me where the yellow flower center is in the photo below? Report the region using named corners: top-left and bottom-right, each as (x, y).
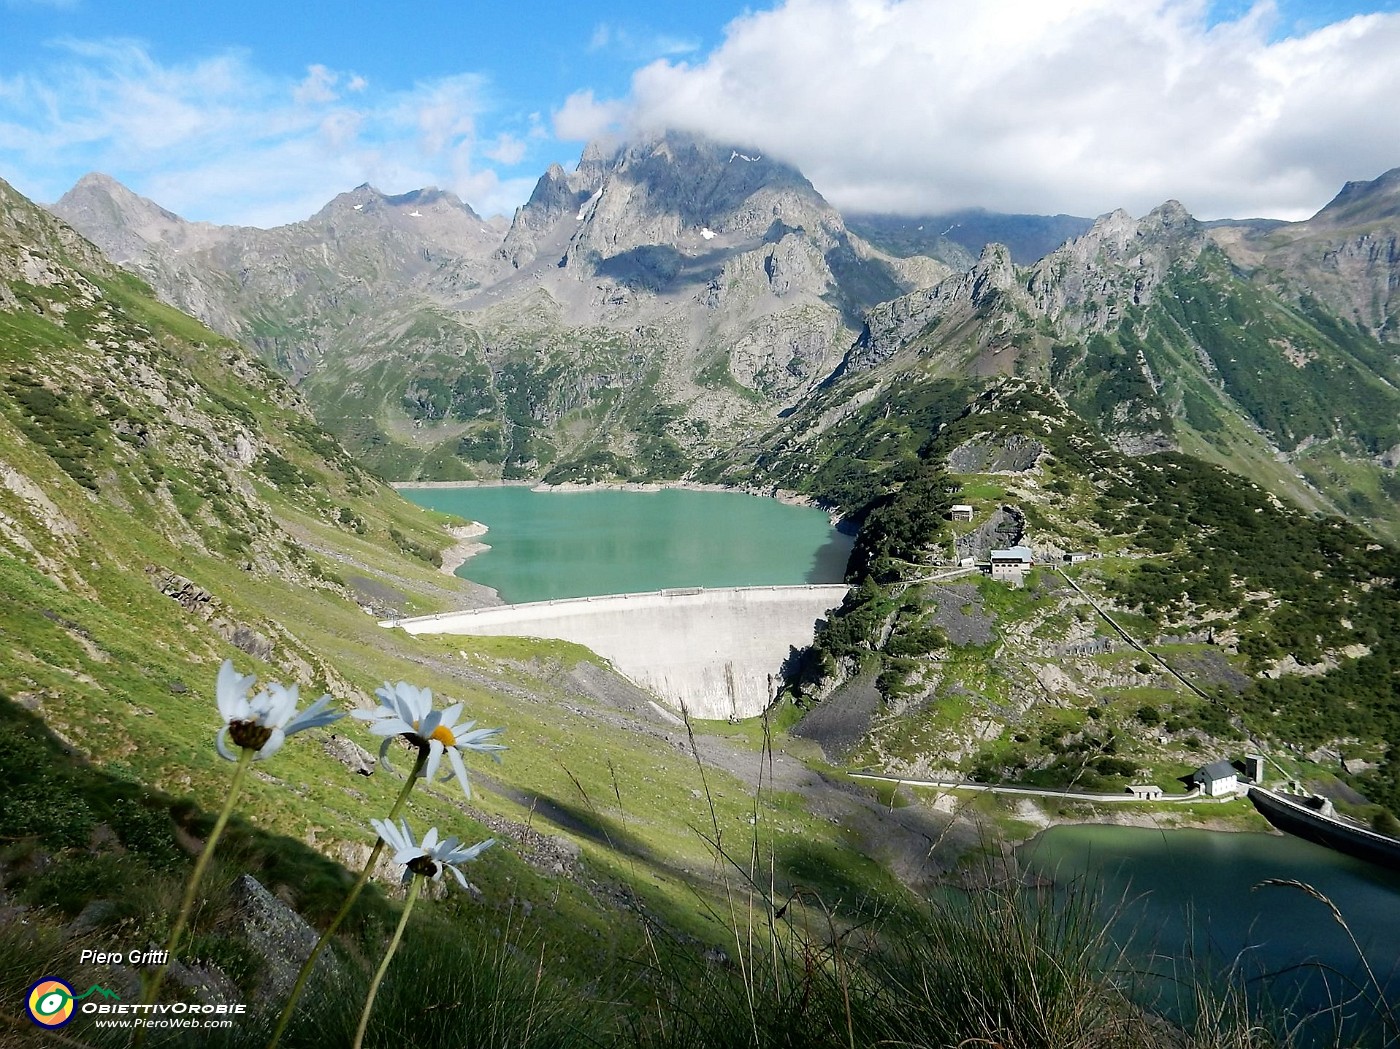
top-left (429, 724), bottom-right (457, 748)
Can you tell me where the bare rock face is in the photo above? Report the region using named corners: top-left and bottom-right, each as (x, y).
top-left (153, 570), bottom-right (216, 615)
top-left (845, 242), bottom-right (1022, 372)
top-left (320, 732), bottom-right (376, 776)
top-left (954, 506), bottom-right (1026, 563)
top-left (946, 436), bottom-right (1044, 474)
top-left (1214, 168), bottom-right (1400, 344)
top-left (228, 874), bottom-right (337, 999)
top-left (150, 569), bottom-right (274, 659)
top-left (1026, 200), bottom-right (1205, 333)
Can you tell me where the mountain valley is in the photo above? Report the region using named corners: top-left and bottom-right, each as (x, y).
top-left (3, 133), bottom-right (1400, 1043)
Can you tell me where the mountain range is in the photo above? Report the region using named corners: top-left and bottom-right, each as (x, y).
top-left (48, 135), bottom-right (1400, 542)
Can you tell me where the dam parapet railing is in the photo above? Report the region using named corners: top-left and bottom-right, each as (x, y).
top-left (380, 583), bottom-right (851, 628)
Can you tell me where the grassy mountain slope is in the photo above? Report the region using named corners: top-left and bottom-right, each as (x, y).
top-left (3, 174), bottom-right (960, 1021)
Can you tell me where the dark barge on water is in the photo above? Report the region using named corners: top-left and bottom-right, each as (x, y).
top-left (1249, 787), bottom-right (1400, 873)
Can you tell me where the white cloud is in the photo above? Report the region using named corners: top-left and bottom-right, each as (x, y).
top-left (620, 0), bottom-right (1400, 219)
top-left (294, 64), bottom-right (341, 105)
top-left (484, 132), bottom-right (526, 165)
top-left (552, 89), bottom-right (627, 142)
top-left (0, 41), bottom-right (538, 224)
top-left (586, 21), bottom-right (700, 61)
top-left (403, 74), bottom-right (482, 155)
top-left (588, 23), bottom-right (614, 52)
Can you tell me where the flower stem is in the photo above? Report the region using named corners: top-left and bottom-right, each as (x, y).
top-left (266, 748), bottom-right (426, 1049)
top-left (352, 874), bottom-right (422, 1049)
top-left (134, 747), bottom-right (254, 1045)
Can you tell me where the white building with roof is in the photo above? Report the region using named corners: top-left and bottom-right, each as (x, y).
top-left (989, 545), bottom-right (1034, 581)
top-left (1190, 760), bottom-right (1239, 797)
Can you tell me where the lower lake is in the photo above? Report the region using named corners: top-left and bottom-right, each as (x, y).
top-left (398, 485), bottom-right (853, 604)
top-left (1020, 824), bottom-right (1400, 1040)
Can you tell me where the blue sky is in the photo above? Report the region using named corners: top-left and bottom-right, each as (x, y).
top-left (2, 0), bottom-right (1399, 225)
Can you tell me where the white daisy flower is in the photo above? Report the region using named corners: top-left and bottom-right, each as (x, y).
top-left (214, 658), bottom-right (342, 761)
top-left (370, 817), bottom-right (495, 888)
top-left (351, 680), bottom-right (505, 798)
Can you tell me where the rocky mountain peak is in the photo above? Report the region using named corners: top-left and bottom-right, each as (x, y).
top-left (549, 130), bottom-right (848, 280)
top-left (495, 129), bottom-right (843, 276)
top-left (1143, 199), bottom-right (1198, 234)
top-left (1026, 202), bottom-right (1206, 332)
top-left (575, 140), bottom-right (616, 183)
top-left (51, 172), bottom-right (206, 262)
top-left (1308, 167), bottom-right (1400, 228)
top-left (969, 242), bottom-right (1015, 296)
top-left (1, 176), bottom-right (119, 288)
top-left (313, 184), bottom-right (483, 225)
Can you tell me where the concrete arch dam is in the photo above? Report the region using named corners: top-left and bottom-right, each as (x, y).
top-left (386, 585), bottom-right (850, 720)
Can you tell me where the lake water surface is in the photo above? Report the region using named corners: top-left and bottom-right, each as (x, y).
top-left (1020, 825), bottom-right (1400, 1038)
top-left (399, 485), bottom-right (852, 603)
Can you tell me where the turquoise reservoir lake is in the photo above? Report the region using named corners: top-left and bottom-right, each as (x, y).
top-left (1021, 825), bottom-right (1400, 1036)
top-left (399, 485), bottom-right (853, 604)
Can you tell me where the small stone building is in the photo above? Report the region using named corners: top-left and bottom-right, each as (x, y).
top-left (950, 504), bottom-right (974, 522)
top-left (1127, 784), bottom-right (1164, 800)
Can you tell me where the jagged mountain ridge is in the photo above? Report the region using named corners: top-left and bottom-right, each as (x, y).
top-left (1213, 167), bottom-right (1400, 346)
top-left (52, 133), bottom-right (949, 482)
top-left (736, 183), bottom-right (1400, 539)
top-left (43, 144), bottom-right (1400, 537)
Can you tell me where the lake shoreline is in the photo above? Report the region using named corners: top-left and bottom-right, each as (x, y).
top-left (398, 481), bottom-right (852, 603)
top-left (438, 521), bottom-right (490, 577)
top-left (390, 478), bottom-right (855, 530)
top-left (1006, 796), bottom-right (1269, 839)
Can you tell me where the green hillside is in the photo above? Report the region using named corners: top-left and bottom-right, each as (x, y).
top-left (0, 177), bottom-right (936, 1040)
top-left (771, 377), bottom-right (1400, 814)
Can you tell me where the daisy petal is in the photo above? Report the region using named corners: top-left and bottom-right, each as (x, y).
top-left (215, 727), bottom-right (239, 762)
top-left (257, 727), bottom-right (286, 760)
top-left (378, 736), bottom-right (400, 775)
top-left (216, 659), bottom-right (257, 722)
top-left (285, 694), bottom-right (342, 735)
top-left (447, 745), bottom-right (472, 799)
top-left (424, 739), bottom-right (445, 783)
